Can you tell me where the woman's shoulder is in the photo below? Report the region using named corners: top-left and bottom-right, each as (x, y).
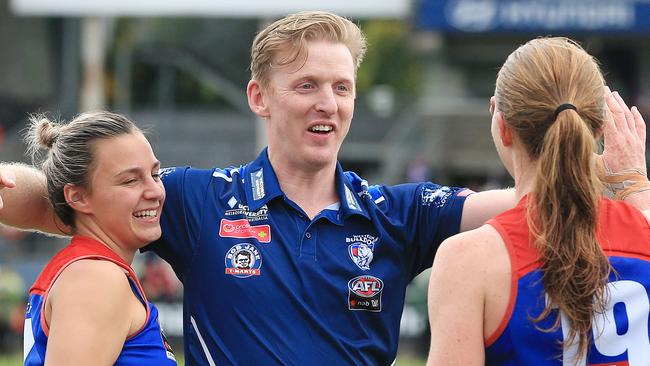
top-left (49, 259), bottom-right (132, 305)
top-left (434, 225), bottom-right (510, 291)
top-left (438, 225), bottom-right (505, 263)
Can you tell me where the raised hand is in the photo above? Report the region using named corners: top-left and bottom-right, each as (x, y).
top-left (602, 86), bottom-right (647, 174)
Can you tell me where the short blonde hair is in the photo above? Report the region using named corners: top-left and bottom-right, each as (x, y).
top-left (250, 11), bottom-right (367, 88)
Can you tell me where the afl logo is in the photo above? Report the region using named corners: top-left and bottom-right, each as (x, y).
top-left (348, 275), bottom-right (383, 298)
top-left (224, 243), bottom-right (262, 278)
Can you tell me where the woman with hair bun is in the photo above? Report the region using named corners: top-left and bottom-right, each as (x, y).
top-left (22, 111), bottom-right (176, 365)
top-left (427, 37), bottom-right (650, 365)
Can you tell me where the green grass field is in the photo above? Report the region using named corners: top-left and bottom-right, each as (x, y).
top-left (396, 355), bottom-right (426, 366)
top-left (0, 353), bottom-right (20, 366)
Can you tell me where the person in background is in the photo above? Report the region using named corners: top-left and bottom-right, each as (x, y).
top-left (427, 37), bottom-right (650, 365)
top-left (0, 14), bottom-right (649, 365)
top-left (21, 112), bottom-right (175, 365)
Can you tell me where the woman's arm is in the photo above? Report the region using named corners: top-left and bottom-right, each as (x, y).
top-left (427, 231), bottom-right (486, 365)
top-left (427, 226), bottom-right (510, 366)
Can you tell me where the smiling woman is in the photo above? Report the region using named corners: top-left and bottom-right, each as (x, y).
top-left (21, 112), bottom-right (175, 366)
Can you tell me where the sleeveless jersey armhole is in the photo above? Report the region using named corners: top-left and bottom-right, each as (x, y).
top-left (39, 255), bottom-right (151, 339)
top-left (484, 219), bottom-right (519, 346)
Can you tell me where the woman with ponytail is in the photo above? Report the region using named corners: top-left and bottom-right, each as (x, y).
top-left (427, 37), bottom-right (650, 365)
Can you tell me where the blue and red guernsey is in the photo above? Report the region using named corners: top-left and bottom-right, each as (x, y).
top-left (24, 236), bottom-right (176, 366)
top-left (146, 148), bottom-right (469, 365)
top-left (486, 197), bottom-right (650, 365)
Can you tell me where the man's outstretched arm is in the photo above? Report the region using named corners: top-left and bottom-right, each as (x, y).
top-left (0, 163), bottom-right (67, 235)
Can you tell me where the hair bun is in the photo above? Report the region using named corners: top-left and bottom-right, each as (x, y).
top-left (34, 117), bottom-right (60, 149)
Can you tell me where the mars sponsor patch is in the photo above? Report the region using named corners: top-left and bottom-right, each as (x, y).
top-left (219, 218), bottom-right (271, 243)
top-left (348, 275), bottom-right (383, 312)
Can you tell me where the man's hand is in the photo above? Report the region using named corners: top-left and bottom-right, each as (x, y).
top-left (602, 86), bottom-right (646, 174)
top-left (0, 169), bottom-right (17, 210)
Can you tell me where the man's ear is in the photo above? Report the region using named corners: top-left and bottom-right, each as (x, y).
top-left (496, 112), bottom-right (513, 147)
top-left (247, 80), bottom-right (270, 118)
top-left (63, 183), bottom-right (92, 214)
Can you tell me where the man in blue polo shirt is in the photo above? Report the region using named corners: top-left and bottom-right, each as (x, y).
top-left (141, 11), bottom-right (650, 364)
top-left (1, 10), bottom-right (649, 366)
top-left (143, 12), bottom-right (486, 364)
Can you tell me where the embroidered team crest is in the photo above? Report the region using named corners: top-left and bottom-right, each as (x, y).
top-left (421, 187), bottom-right (452, 207)
top-left (348, 242), bottom-right (375, 271)
top-left (224, 243), bottom-right (262, 278)
top-left (346, 234), bottom-right (378, 270)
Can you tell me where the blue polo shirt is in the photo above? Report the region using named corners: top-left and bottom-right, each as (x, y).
top-left (147, 148), bottom-right (468, 365)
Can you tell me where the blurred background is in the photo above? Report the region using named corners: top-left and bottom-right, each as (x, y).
top-left (1, 0), bottom-right (650, 364)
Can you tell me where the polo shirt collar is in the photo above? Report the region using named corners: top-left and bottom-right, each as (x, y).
top-left (335, 163), bottom-right (370, 221)
top-left (244, 148), bottom-right (370, 221)
top-left (243, 148), bottom-right (284, 211)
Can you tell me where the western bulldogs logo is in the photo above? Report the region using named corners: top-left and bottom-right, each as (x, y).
top-left (346, 234), bottom-right (378, 270)
top-left (348, 242), bottom-right (374, 271)
top-left (225, 243), bottom-right (262, 278)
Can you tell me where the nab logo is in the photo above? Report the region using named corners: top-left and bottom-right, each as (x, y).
top-left (348, 276), bottom-right (383, 297)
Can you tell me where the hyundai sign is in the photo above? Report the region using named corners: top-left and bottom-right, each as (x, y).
top-left (417, 0), bottom-right (650, 33)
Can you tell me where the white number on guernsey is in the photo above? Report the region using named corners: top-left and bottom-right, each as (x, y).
top-left (559, 280), bottom-right (650, 365)
top-left (24, 318), bottom-right (35, 361)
